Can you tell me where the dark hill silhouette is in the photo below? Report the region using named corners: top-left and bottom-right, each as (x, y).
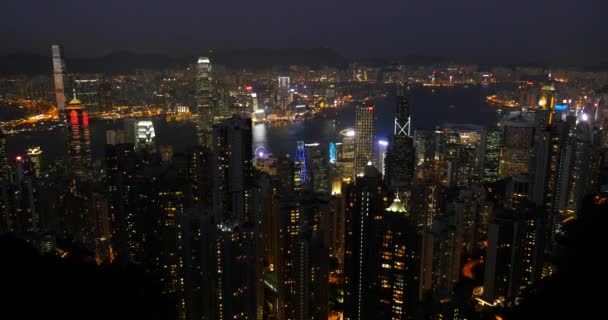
top-left (0, 234), bottom-right (175, 320)
top-left (0, 48), bottom-right (348, 75)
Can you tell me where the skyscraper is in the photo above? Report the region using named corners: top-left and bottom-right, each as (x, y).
top-left (26, 147), bottom-right (43, 177)
top-left (135, 120), bottom-right (156, 150)
top-left (65, 96), bottom-right (93, 180)
top-left (196, 57), bottom-right (213, 147)
top-left (278, 76), bottom-right (290, 111)
top-left (337, 129), bottom-right (356, 183)
top-left (499, 117), bottom-right (536, 178)
top-left (72, 75), bottom-right (101, 113)
top-left (305, 142), bottom-right (329, 193)
top-left (376, 140), bottom-right (388, 176)
top-left (51, 45), bottom-right (66, 112)
top-left (482, 127), bottom-right (501, 183)
top-left (354, 106), bottom-right (374, 176)
top-left (385, 93), bottom-right (415, 195)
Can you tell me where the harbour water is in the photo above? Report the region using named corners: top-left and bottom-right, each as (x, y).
top-left (4, 84), bottom-right (504, 166)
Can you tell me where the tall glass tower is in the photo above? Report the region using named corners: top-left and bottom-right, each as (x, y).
top-left (196, 57), bottom-right (213, 147)
top-left (52, 45), bottom-right (66, 112)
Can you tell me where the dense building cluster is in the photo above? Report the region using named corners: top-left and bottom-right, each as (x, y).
top-left (0, 45), bottom-right (608, 320)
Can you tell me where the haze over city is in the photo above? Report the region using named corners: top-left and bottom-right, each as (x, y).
top-left (2, 0), bottom-right (608, 65)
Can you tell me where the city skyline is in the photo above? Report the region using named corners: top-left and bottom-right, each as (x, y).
top-left (1, 3), bottom-right (608, 319)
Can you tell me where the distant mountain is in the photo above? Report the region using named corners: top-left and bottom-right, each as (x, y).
top-left (0, 48), bottom-right (349, 75)
top-left (209, 47), bottom-right (348, 70)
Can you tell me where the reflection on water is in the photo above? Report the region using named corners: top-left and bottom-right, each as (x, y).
top-left (6, 85), bottom-right (500, 165)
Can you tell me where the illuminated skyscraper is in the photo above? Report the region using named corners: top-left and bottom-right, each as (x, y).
top-left (385, 93), bottom-right (415, 195)
top-left (305, 142), bottom-right (329, 193)
top-left (337, 129), bottom-right (356, 182)
top-left (354, 106), bottom-right (374, 176)
top-left (376, 140), bottom-right (388, 177)
top-left (278, 76), bottom-right (290, 111)
top-left (294, 141), bottom-right (307, 191)
top-left (499, 118), bottom-right (536, 178)
top-left (135, 120), bottom-right (156, 150)
top-left (26, 146), bottom-right (43, 177)
top-left (65, 96), bottom-right (93, 180)
top-left (72, 75), bottom-right (101, 113)
top-left (482, 127), bottom-right (501, 183)
top-left (196, 57), bottom-right (213, 147)
top-left (51, 45), bottom-right (66, 112)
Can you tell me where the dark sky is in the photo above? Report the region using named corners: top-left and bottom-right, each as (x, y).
top-left (2, 0), bottom-right (607, 65)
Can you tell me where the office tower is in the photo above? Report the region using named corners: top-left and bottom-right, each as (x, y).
top-left (539, 82), bottom-right (556, 111)
top-left (276, 155), bottom-right (295, 193)
top-left (385, 92), bottom-right (415, 196)
top-left (337, 129), bottom-right (356, 182)
top-left (354, 105), bottom-right (374, 176)
top-left (105, 130), bottom-right (127, 146)
top-left (135, 120), bottom-right (156, 149)
top-left (343, 163), bottom-right (384, 320)
top-left (482, 127), bottom-right (501, 183)
top-left (51, 45), bottom-right (66, 112)
top-left (65, 96), bottom-right (93, 180)
top-left (211, 116), bottom-right (254, 223)
top-left (123, 118), bottom-right (137, 145)
top-left (197, 57), bottom-right (213, 147)
top-left (72, 75), bottom-right (101, 113)
top-left (294, 141), bottom-right (307, 191)
top-left (26, 146), bottom-right (43, 177)
top-left (499, 117), bottom-right (536, 178)
top-left (376, 140), bottom-right (388, 176)
top-left (278, 76), bottom-right (290, 111)
top-left (305, 142), bottom-right (329, 193)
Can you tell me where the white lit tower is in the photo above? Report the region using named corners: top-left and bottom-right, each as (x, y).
top-left (52, 45), bottom-right (66, 113)
top-left (278, 76), bottom-right (290, 111)
top-left (385, 86), bottom-right (415, 198)
top-left (197, 57), bottom-right (213, 147)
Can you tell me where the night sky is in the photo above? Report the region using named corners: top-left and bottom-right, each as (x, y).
top-left (2, 0), bottom-right (607, 64)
